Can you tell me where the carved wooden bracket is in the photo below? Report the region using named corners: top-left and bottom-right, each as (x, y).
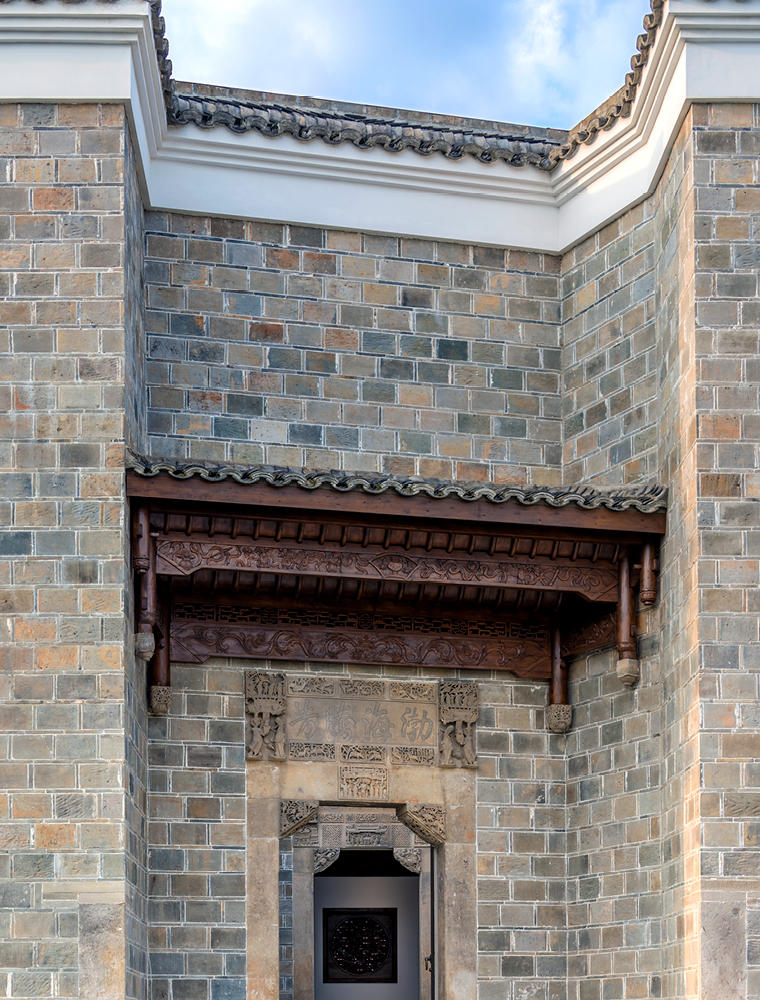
top-left (280, 800), bottom-right (319, 838)
top-left (396, 804), bottom-right (446, 845)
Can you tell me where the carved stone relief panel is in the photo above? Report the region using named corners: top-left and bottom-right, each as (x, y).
top-left (311, 807), bottom-right (423, 850)
top-left (393, 848), bottom-right (422, 873)
top-left (314, 849), bottom-right (340, 873)
top-left (285, 677), bottom-right (437, 767)
top-left (438, 681), bottom-right (478, 769)
top-left (338, 765), bottom-right (388, 801)
top-left (245, 673), bottom-right (481, 772)
top-left (244, 670), bottom-right (287, 761)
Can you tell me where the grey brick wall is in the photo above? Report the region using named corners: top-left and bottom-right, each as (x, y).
top-left (654, 108), bottom-right (697, 1000)
top-left (561, 203), bottom-right (658, 486)
top-left (146, 663), bottom-right (246, 1000)
top-left (691, 101), bottom-right (760, 999)
top-left (142, 217), bottom-right (562, 485)
top-left (0, 101), bottom-right (140, 1000)
top-left (124, 132), bottom-right (149, 1000)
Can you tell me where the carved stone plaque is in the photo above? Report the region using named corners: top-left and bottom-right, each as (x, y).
top-left (284, 677), bottom-right (438, 767)
top-left (246, 674), bottom-right (480, 770)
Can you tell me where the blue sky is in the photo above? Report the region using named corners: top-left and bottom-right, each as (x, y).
top-left (161, 0), bottom-right (652, 130)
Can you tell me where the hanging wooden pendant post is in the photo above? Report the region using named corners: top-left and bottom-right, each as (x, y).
top-left (133, 505), bottom-right (157, 662)
top-left (546, 626), bottom-right (572, 733)
top-left (640, 542), bottom-right (657, 605)
top-left (616, 549), bottom-right (640, 686)
top-left (150, 590), bottom-right (172, 716)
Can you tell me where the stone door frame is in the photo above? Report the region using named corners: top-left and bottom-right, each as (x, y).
top-left (289, 803), bottom-right (433, 1000)
top-left (246, 774), bottom-right (477, 1000)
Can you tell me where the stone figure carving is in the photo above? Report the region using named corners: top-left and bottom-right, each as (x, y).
top-left (338, 766), bottom-right (388, 800)
top-left (397, 804), bottom-right (445, 845)
top-left (438, 681), bottom-right (478, 768)
top-left (313, 849), bottom-right (340, 873)
top-left (245, 670), bottom-right (287, 760)
top-left (280, 799), bottom-right (319, 838)
top-left (393, 848), bottom-right (422, 873)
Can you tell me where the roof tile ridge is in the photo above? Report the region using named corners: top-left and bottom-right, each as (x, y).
top-left (127, 451), bottom-right (668, 513)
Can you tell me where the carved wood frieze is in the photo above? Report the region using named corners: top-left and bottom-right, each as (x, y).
top-left (132, 478), bottom-right (664, 700)
top-left (156, 537), bottom-right (618, 601)
top-left (562, 610), bottom-right (617, 660)
top-left (171, 604), bottom-right (550, 678)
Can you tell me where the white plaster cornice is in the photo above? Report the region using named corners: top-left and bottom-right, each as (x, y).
top-left (1, 0), bottom-right (760, 252)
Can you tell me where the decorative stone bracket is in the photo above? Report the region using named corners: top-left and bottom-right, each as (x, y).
top-left (396, 804), bottom-right (446, 845)
top-left (393, 847), bottom-right (422, 873)
top-left (280, 800), bottom-right (319, 839)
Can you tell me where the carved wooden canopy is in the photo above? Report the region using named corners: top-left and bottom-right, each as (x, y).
top-left (127, 459), bottom-right (666, 719)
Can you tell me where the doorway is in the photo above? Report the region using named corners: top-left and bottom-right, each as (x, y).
top-left (314, 851), bottom-right (421, 1000)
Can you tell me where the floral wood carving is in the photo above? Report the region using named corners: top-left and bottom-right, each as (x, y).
top-left (156, 539), bottom-right (616, 601)
top-left (393, 848), bottom-right (422, 873)
top-left (439, 681), bottom-right (478, 768)
top-left (397, 804), bottom-right (445, 845)
top-left (172, 621), bottom-right (548, 677)
top-left (314, 849), bottom-right (340, 874)
top-left (245, 670), bottom-right (287, 760)
top-left (280, 799), bottom-right (319, 838)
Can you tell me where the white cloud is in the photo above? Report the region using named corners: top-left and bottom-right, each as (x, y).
top-left (160, 0), bottom-right (652, 128)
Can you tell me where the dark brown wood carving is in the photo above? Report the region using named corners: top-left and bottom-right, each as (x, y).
top-left (128, 473), bottom-right (664, 694)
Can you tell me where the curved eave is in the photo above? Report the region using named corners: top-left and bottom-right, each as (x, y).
top-left (126, 463), bottom-right (668, 538)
